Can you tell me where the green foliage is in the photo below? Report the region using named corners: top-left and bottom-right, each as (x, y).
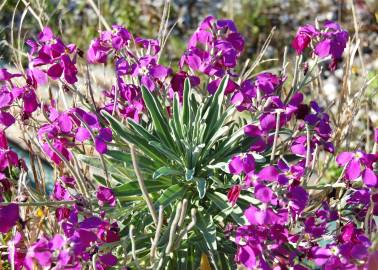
top-left (92, 76), bottom-right (255, 268)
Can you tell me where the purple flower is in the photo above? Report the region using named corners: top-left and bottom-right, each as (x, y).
top-left (41, 138), bottom-right (72, 165)
top-left (52, 181), bottom-right (72, 201)
top-left (257, 166), bottom-right (279, 182)
top-left (0, 68), bottom-right (22, 82)
top-left (288, 185), bottom-right (308, 213)
top-left (244, 205), bottom-right (287, 226)
top-left (292, 21), bottom-right (348, 67)
top-left (312, 247), bottom-right (333, 266)
top-left (7, 232), bottom-right (26, 268)
top-left (169, 71), bottom-right (200, 100)
top-left (0, 148), bottom-right (19, 171)
top-left (95, 128), bottom-right (112, 154)
top-left (0, 203), bottom-right (19, 233)
top-left (97, 186), bottom-right (116, 207)
top-left (132, 56), bottom-right (171, 91)
top-left (87, 25), bottom-right (131, 63)
top-left (254, 184), bottom-right (273, 203)
top-left (24, 235), bottom-right (70, 269)
top-left (236, 244), bottom-right (256, 269)
top-left (292, 24), bottom-right (319, 54)
top-left (22, 90), bottom-right (39, 113)
top-left (0, 111), bottom-right (15, 128)
top-left (336, 151), bottom-right (377, 186)
top-left (27, 27), bottom-right (78, 85)
top-left (244, 124), bottom-right (273, 153)
top-left (254, 72), bottom-right (282, 95)
top-left (314, 21), bottom-right (349, 61)
top-left (180, 16), bottom-right (244, 95)
top-left (135, 37), bottom-right (160, 55)
top-left (228, 154), bottom-right (255, 175)
top-left (98, 253), bottom-right (118, 268)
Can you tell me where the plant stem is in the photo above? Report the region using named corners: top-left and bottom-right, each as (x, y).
top-left (129, 225), bottom-right (142, 270)
top-left (45, 139), bottom-right (90, 199)
top-left (150, 205), bottom-right (164, 264)
top-left (270, 111), bottom-right (281, 163)
top-left (165, 201), bottom-right (182, 254)
top-left (129, 143), bottom-right (158, 225)
top-left (74, 112), bottom-right (110, 187)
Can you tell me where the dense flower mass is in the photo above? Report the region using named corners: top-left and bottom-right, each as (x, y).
top-left (0, 14), bottom-right (376, 270)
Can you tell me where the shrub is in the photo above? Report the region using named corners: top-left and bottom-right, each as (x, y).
top-left (0, 9), bottom-right (377, 270)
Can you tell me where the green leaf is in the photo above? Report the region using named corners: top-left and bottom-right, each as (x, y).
top-left (141, 86), bottom-right (174, 148)
top-left (128, 118), bottom-right (158, 141)
top-left (156, 184), bottom-right (187, 207)
top-left (196, 214), bottom-right (217, 250)
top-left (196, 178), bottom-right (206, 199)
top-left (93, 174), bottom-right (107, 186)
top-left (182, 78), bottom-right (191, 126)
top-left (206, 192), bottom-right (247, 225)
top-left (101, 111), bottom-right (166, 164)
top-left (153, 167), bottom-right (181, 180)
top-left (106, 150), bottom-right (156, 173)
top-left (114, 180), bottom-right (171, 197)
top-left (173, 93), bottom-right (184, 138)
top-left (203, 75), bottom-right (229, 141)
top-left (185, 168), bottom-right (195, 181)
top-left (149, 141), bottom-right (180, 162)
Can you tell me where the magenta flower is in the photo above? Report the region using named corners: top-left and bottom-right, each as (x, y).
top-left (27, 27), bottom-right (78, 85)
top-left (292, 21), bottom-right (348, 69)
top-left (227, 185), bottom-right (241, 206)
top-left (236, 244), bottom-right (256, 269)
top-left (244, 205), bottom-right (287, 226)
top-left (336, 151), bottom-right (377, 187)
top-left (97, 186), bottom-right (116, 207)
top-left (87, 25), bottom-right (132, 63)
top-left (292, 24), bottom-right (319, 54)
top-left (228, 154), bottom-right (255, 175)
top-left (52, 181), bottom-right (72, 201)
top-left (95, 128), bottom-right (112, 154)
top-left (132, 56), bottom-right (171, 91)
top-left (135, 37), bottom-right (160, 55)
top-left (180, 16), bottom-right (244, 95)
top-left (0, 111), bottom-right (15, 129)
top-left (0, 203), bottom-right (19, 233)
top-left (288, 185), bottom-right (308, 214)
top-left (314, 21), bottom-right (349, 60)
top-left (254, 184), bottom-right (273, 203)
top-left (0, 68), bottom-right (22, 82)
top-left (244, 124), bottom-right (274, 153)
top-left (7, 232), bottom-right (26, 269)
top-left (0, 148), bottom-right (19, 171)
top-left (24, 235), bottom-right (71, 270)
top-left (169, 71), bottom-right (200, 100)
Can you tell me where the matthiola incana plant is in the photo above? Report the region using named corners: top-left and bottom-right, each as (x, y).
top-left (0, 11), bottom-right (378, 270)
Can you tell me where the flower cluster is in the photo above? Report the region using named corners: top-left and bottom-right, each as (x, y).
top-left (9, 212), bottom-right (120, 269)
top-left (221, 20), bottom-right (378, 269)
top-left (88, 25), bottom-right (171, 122)
top-left (27, 27), bottom-right (79, 85)
top-left (178, 16), bottom-right (244, 95)
top-left (292, 20), bottom-right (349, 69)
top-left (38, 104), bottom-right (112, 164)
